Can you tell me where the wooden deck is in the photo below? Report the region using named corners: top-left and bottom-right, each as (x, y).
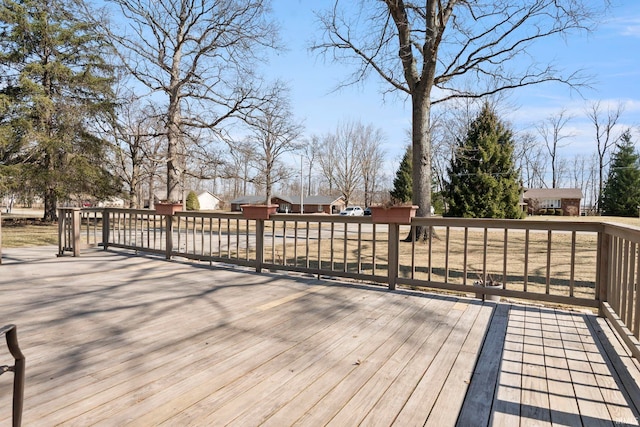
top-left (1, 247), bottom-right (639, 426)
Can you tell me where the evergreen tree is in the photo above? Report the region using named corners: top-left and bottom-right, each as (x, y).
top-left (0, 0), bottom-right (118, 220)
top-left (601, 130), bottom-right (640, 217)
top-left (445, 103), bottom-right (523, 218)
top-left (186, 191), bottom-right (200, 211)
top-left (390, 145), bottom-right (412, 204)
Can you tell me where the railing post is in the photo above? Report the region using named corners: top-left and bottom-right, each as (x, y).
top-left (101, 208), bottom-right (110, 250)
top-left (256, 219), bottom-right (264, 273)
top-left (72, 208), bottom-right (81, 257)
top-left (597, 225), bottom-right (610, 317)
top-left (0, 210), bottom-right (3, 265)
top-left (165, 213), bottom-right (174, 260)
top-left (388, 223), bottom-right (400, 290)
top-left (57, 208), bottom-right (66, 256)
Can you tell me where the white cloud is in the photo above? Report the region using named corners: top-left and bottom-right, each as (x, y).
top-left (606, 15), bottom-right (640, 38)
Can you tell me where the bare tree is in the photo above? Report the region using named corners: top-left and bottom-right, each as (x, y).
top-left (109, 99), bottom-right (158, 208)
top-left (318, 121), bottom-right (366, 206)
top-left (586, 101), bottom-right (624, 212)
top-left (303, 136), bottom-right (322, 197)
top-left (222, 141), bottom-right (257, 198)
top-left (315, 1), bottom-right (601, 238)
top-left (94, 0), bottom-right (279, 202)
top-left (536, 110), bottom-right (573, 188)
top-left (358, 125), bottom-right (386, 207)
top-left (514, 132), bottom-right (547, 189)
top-left (245, 87), bottom-right (304, 205)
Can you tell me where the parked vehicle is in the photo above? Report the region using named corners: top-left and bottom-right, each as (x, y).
top-left (363, 207), bottom-right (371, 216)
top-left (340, 206), bottom-right (364, 216)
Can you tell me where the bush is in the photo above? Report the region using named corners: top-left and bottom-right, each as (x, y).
top-left (556, 208), bottom-right (563, 216)
top-left (539, 208), bottom-right (547, 215)
top-left (186, 191), bottom-right (200, 211)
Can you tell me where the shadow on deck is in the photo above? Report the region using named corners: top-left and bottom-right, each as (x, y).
top-left (0, 247), bottom-right (639, 426)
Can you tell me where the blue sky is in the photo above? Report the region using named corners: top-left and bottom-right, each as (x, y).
top-left (265, 1), bottom-right (640, 169)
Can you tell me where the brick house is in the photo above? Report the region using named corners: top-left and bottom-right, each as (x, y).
top-left (230, 195), bottom-right (345, 214)
top-left (523, 188), bottom-right (583, 216)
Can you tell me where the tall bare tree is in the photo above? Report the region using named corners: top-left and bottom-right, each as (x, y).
top-left (358, 125), bottom-right (386, 207)
top-left (514, 132), bottom-right (547, 189)
top-left (222, 141), bottom-right (257, 198)
top-left (587, 101), bottom-right (624, 212)
top-left (303, 136), bottom-right (322, 197)
top-left (315, 1), bottom-right (601, 238)
top-left (245, 87), bottom-right (304, 205)
top-left (94, 0), bottom-right (279, 202)
top-left (318, 121), bottom-right (366, 206)
top-left (536, 110), bottom-right (573, 188)
top-left (102, 87), bottom-right (164, 208)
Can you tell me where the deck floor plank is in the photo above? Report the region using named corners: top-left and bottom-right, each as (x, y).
top-left (324, 298), bottom-right (465, 427)
top-left (69, 285), bottom-right (367, 426)
top-left (543, 310), bottom-right (583, 427)
top-left (455, 303), bottom-right (509, 426)
top-left (0, 247), bottom-right (639, 426)
top-left (261, 291), bottom-right (440, 427)
top-left (357, 301), bottom-right (481, 427)
top-left (556, 311), bottom-right (617, 427)
top-left (519, 307), bottom-right (552, 426)
top-left (389, 302), bottom-right (485, 426)
top-left (424, 302), bottom-right (497, 427)
top-left (489, 305), bottom-right (525, 427)
top-left (162, 288), bottom-right (399, 425)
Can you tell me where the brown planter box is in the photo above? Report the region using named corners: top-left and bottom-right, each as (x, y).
top-left (155, 203), bottom-right (183, 215)
top-left (370, 205), bottom-right (418, 225)
top-left (241, 204), bottom-right (279, 220)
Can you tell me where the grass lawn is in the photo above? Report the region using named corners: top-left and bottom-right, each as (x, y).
top-left (1, 221), bottom-right (58, 247)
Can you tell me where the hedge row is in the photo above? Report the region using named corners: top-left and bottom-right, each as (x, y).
top-left (538, 208), bottom-right (564, 216)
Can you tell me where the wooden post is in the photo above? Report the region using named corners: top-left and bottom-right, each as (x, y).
top-left (57, 208), bottom-right (65, 256)
top-left (256, 219), bottom-right (264, 273)
top-left (388, 223), bottom-right (400, 290)
top-left (101, 208), bottom-right (110, 250)
top-left (597, 226), bottom-right (610, 317)
top-left (0, 210), bottom-right (2, 265)
top-left (72, 208), bottom-right (81, 257)
top-left (165, 213), bottom-right (174, 260)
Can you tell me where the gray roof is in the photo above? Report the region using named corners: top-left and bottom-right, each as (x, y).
top-left (523, 188), bottom-right (583, 199)
top-left (230, 194), bottom-right (343, 205)
top-left (230, 195), bottom-right (269, 204)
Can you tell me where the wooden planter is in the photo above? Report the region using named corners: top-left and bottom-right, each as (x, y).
top-left (155, 202), bottom-right (183, 215)
top-left (369, 205), bottom-right (418, 225)
top-left (240, 204), bottom-right (279, 220)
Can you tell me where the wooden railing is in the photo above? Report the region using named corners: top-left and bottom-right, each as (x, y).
top-left (57, 207), bottom-right (640, 358)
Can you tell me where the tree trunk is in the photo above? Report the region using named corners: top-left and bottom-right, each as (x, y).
top-left (43, 187), bottom-right (57, 222)
top-left (166, 104), bottom-right (181, 202)
top-left (130, 162), bottom-right (140, 208)
top-left (405, 86), bottom-right (433, 241)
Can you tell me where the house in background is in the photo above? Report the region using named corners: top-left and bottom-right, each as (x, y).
top-left (523, 188), bottom-right (583, 216)
top-left (146, 191), bottom-right (222, 210)
top-left (194, 190), bottom-right (222, 211)
top-left (230, 195), bottom-right (345, 214)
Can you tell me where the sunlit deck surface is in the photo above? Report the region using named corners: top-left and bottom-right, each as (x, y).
top-left (1, 247), bottom-right (640, 426)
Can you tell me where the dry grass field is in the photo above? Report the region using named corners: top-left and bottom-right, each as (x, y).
top-left (0, 221), bottom-right (58, 247)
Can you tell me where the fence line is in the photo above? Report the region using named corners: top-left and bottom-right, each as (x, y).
top-left (57, 207), bottom-right (640, 358)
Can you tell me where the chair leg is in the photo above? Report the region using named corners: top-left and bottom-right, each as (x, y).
top-left (1, 324), bottom-right (25, 427)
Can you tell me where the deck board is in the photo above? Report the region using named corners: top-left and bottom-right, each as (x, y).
top-left (0, 247), bottom-right (639, 426)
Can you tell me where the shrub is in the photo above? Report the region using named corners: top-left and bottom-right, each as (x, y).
top-left (186, 191), bottom-right (200, 211)
top-left (539, 208), bottom-right (547, 215)
top-left (555, 208), bottom-right (563, 216)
